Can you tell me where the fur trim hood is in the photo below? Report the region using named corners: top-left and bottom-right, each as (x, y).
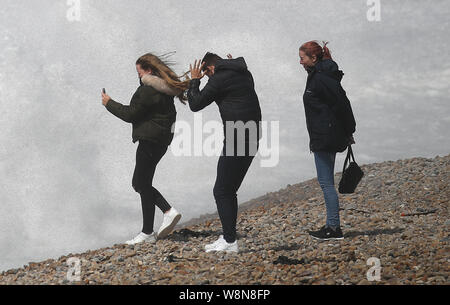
top-left (141, 74), bottom-right (182, 96)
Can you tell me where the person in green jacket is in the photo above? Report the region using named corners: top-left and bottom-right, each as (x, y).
top-left (101, 53), bottom-right (190, 245)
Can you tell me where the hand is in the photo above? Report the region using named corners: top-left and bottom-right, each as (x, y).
top-left (189, 59), bottom-right (207, 79)
top-left (227, 54), bottom-right (233, 59)
top-left (102, 92), bottom-right (111, 106)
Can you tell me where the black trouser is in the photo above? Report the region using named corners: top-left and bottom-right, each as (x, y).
top-left (132, 140), bottom-right (171, 234)
top-left (213, 139), bottom-right (258, 243)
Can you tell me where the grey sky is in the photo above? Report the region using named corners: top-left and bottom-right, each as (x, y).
top-left (0, 0), bottom-right (449, 271)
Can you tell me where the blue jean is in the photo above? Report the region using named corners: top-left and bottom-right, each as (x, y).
top-left (313, 151), bottom-right (340, 228)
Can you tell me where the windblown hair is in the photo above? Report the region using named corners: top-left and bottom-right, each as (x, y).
top-left (299, 41), bottom-right (332, 61)
top-left (136, 53), bottom-right (190, 104)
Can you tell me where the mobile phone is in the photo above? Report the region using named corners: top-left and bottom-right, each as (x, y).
top-left (102, 88), bottom-right (106, 94)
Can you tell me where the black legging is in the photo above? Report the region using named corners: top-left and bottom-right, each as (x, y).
top-left (213, 139), bottom-right (258, 243)
top-left (132, 140), bottom-right (171, 234)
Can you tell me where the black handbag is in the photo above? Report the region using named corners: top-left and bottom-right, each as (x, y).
top-left (338, 145), bottom-right (364, 194)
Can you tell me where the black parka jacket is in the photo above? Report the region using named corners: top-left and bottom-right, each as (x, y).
top-left (187, 57), bottom-right (262, 142)
top-left (303, 59), bottom-right (356, 152)
top-left (106, 84), bottom-right (176, 146)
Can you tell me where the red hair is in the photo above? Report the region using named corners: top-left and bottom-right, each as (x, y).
top-left (299, 41), bottom-right (332, 61)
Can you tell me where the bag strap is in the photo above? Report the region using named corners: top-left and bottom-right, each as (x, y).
top-left (348, 145), bottom-right (356, 163)
top-left (343, 145), bottom-right (357, 171)
top-left (343, 146), bottom-right (351, 172)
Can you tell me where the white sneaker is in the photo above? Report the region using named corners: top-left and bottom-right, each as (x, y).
top-left (157, 208), bottom-right (182, 239)
top-left (125, 232), bottom-right (157, 245)
top-left (204, 235), bottom-right (225, 251)
top-left (205, 236), bottom-right (239, 253)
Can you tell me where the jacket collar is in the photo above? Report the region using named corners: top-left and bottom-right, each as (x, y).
top-left (308, 59), bottom-right (344, 81)
top-left (215, 57), bottom-right (248, 73)
top-left (140, 74), bottom-right (182, 96)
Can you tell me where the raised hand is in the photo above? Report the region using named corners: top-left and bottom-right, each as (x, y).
top-left (189, 59), bottom-right (207, 80)
top-left (102, 91), bottom-right (111, 106)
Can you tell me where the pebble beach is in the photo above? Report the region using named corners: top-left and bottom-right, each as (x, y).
top-left (1, 154), bottom-right (448, 285)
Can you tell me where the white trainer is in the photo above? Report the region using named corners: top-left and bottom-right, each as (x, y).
top-left (157, 208), bottom-right (182, 239)
top-left (205, 236), bottom-right (239, 253)
top-left (125, 232), bottom-right (157, 245)
top-left (204, 235), bottom-right (225, 251)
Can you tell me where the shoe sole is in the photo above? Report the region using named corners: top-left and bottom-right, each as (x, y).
top-left (157, 214), bottom-right (182, 239)
top-left (310, 236), bottom-right (344, 241)
top-left (205, 249), bottom-right (239, 253)
top-left (205, 242), bottom-right (239, 253)
top-left (125, 239), bottom-right (156, 245)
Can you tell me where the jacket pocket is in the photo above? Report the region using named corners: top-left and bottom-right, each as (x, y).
top-left (310, 120), bottom-right (332, 136)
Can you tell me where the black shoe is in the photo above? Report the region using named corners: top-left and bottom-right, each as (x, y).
top-left (308, 226), bottom-right (344, 241)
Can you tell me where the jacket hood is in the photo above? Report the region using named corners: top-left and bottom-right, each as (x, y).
top-left (215, 57), bottom-right (248, 73)
top-left (312, 59), bottom-right (344, 81)
top-left (140, 74), bottom-right (182, 96)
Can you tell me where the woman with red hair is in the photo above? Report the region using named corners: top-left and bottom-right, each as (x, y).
top-left (299, 41), bottom-right (356, 240)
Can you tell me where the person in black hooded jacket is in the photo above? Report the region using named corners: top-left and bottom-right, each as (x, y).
top-left (299, 41), bottom-right (356, 241)
top-left (188, 53), bottom-right (262, 253)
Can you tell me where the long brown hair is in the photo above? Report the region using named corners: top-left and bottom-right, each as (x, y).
top-left (136, 53), bottom-right (190, 104)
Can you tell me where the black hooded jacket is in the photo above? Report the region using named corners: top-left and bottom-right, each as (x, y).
top-left (303, 59), bottom-right (356, 153)
top-left (187, 57), bottom-right (262, 142)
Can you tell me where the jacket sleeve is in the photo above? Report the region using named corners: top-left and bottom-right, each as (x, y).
top-left (317, 76), bottom-right (356, 136)
top-left (105, 86), bottom-right (159, 123)
top-left (187, 77), bottom-right (221, 112)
